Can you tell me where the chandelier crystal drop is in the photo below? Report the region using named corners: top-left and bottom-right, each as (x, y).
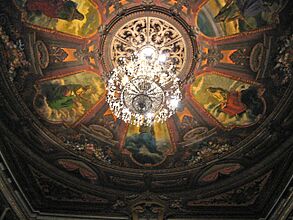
top-left (106, 47), bottom-right (182, 126)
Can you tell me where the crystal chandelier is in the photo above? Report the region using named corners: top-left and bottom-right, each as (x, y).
top-left (106, 46), bottom-right (182, 126)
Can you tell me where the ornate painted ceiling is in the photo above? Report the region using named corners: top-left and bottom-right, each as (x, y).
top-left (0, 0), bottom-right (292, 219)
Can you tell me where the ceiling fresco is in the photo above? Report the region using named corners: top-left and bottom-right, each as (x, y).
top-left (0, 0), bottom-right (292, 219)
top-left (14, 0), bottom-right (101, 37)
top-left (197, 0), bottom-right (287, 37)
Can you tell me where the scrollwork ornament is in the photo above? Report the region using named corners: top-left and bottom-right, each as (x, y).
top-left (0, 13), bottom-right (8, 26)
top-left (103, 11), bottom-right (195, 82)
top-left (110, 17), bottom-right (186, 72)
top-left (0, 25), bottom-right (29, 81)
top-left (142, 0), bottom-right (154, 6)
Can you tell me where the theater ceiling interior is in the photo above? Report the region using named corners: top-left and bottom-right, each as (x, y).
top-left (0, 0), bottom-right (292, 219)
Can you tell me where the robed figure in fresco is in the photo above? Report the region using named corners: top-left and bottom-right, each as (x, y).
top-left (33, 72), bottom-right (105, 125)
top-left (125, 125), bottom-right (164, 165)
top-left (39, 83), bottom-right (90, 110)
top-left (207, 86), bottom-right (264, 118)
top-left (26, 0), bottom-right (84, 21)
top-left (207, 87), bottom-right (246, 116)
top-left (214, 0), bottom-right (272, 23)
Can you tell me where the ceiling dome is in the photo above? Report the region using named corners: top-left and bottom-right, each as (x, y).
top-left (0, 0), bottom-right (292, 219)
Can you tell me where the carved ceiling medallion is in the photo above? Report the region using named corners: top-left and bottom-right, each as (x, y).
top-left (102, 11), bottom-right (195, 82)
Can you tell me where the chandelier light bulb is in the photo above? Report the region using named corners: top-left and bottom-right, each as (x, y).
top-left (121, 75), bottom-right (129, 85)
top-left (146, 112), bottom-right (155, 118)
top-left (169, 99), bottom-right (180, 108)
top-left (158, 54), bottom-right (167, 63)
top-left (140, 46), bottom-right (156, 58)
